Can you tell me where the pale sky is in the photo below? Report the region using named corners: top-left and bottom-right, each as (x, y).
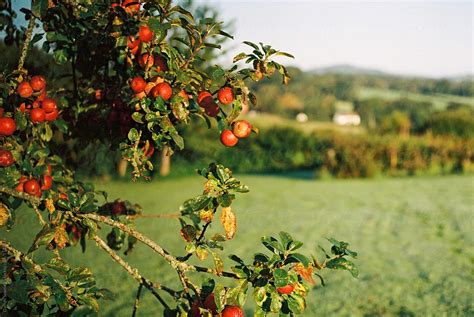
top-left (197, 0), bottom-right (473, 78)
top-left (11, 0), bottom-right (473, 78)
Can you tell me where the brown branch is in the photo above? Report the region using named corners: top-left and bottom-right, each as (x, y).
top-left (132, 283), bottom-right (143, 317)
top-left (83, 214), bottom-right (240, 276)
top-left (83, 214), bottom-right (191, 272)
top-left (17, 13), bottom-right (36, 73)
top-left (126, 213), bottom-right (180, 220)
top-left (0, 186), bottom-right (41, 204)
top-left (91, 235), bottom-right (176, 307)
top-left (0, 186), bottom-right (45, 225)
top-left (0, 239), bottom-right (78, 307)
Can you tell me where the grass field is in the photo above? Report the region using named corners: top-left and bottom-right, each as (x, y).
top-left (359, 87), bottom-right (474, 110)
top-left (2, 174), bottom-right (473, 316)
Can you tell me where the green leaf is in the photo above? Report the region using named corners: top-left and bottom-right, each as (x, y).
top-left (275, 51), bottom-right (295, 59)
top-left (71, 305), bottom-right (97, 317)
top-left (131, 112), bottom-right (144, 123)
top-left (279, 232), bottom-right (293, 250)
top-left (286, 253), bottom-right (310, 267)
top-left (274, 268), bottom-right (289, 288)
top-left (253, 286), bottom-right (267, 307)
top-left (243, 41), bottom-right (260, 50)
top-left (170, 131), bottom-right (184, 150)
top-left (325, 258), bottom-right (359, 278)
top-left (233, 52), bottom-right (247, 63)
top-left (286, 294), bottom-right (305, 314)
top-left (127, 128), bottom-right (139, 142)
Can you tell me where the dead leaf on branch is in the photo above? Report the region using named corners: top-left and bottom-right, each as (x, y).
top-left (54, 225), bottom-right (68, 249)
top-left (220, 207), bottom-right (236, 240)
top-left (294, 263), bottom-right (316, 285)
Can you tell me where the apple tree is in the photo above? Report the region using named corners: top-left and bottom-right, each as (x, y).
top-left (0, 0), bottom-right (358, 316)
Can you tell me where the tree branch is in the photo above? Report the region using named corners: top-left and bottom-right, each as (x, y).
top-left (17, 13), bottom-right (36, 72)
top-left (132, 283), bottom-right (143, 317)
top-left (0, 239), bottom-right (79, 307)
top-left (91, 235), bottom-right (176, 308)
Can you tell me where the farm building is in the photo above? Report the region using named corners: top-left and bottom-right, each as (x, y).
top-left (333, 111), bottom-right (361, 126)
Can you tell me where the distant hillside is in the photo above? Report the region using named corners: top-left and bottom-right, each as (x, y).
top-left (309, 64), bottom-right (389, 76)
top-left (309, 64), bottom-right (473, 81)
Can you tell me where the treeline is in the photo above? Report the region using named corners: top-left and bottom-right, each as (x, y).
top-left (355, 98), bottom-right (474, 137)
top-left (172, 125), bottom-right (473, 178)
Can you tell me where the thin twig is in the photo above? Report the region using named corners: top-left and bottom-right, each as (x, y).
top-left (132, 283), bottom-right (143, 317)
top-left (92, 235), bottom-right (176, 307)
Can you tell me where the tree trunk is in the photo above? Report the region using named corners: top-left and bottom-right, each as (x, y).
top-left (159, 146), bottom-right (171, 177)
top-left (117, 159), bottom-right (128, 177)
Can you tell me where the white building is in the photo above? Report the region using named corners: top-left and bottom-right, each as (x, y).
top-left (333, 112), bottom-right (361, 126)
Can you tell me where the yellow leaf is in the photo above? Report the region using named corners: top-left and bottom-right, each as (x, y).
top-left (54, 226), bottom-right (68, 249)
top-left (0, 203), bottom-right (9, 227)
top-left (46, 198), bottom-right (55, 213)
top-left (220, 207), bottom-right (236, 240)
top-left (199, 209), bottom-right (214, 223)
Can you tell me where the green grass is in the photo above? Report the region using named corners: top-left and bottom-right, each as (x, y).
top-left (2, 175), bottom-right (473, 316)
top-left (359, 87), bottom-right (474, 110)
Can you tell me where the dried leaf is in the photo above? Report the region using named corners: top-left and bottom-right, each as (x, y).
top-left (294, 263), bottom-right (315, 285)
top-left (46, 198), bottom-right (55, 213)
top-left (220, 207), bottom-right (236, 240)
top-left (199, 209), bottom-right (214, 223)
top-left (0, 203), bottom-right (9, 227)
top-left (180, 225), bottom-right (197, 242)
top-left (54, 226), bottom-right (68, 249)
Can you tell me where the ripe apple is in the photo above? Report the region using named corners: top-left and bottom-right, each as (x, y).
top-left (45, 109), bottom-right (59, 122)
top-left (138, 25), bottom-right (154, 43)
top-left (154, 55), bottom-right (168, 72)
top-left (122, 0), bottom-right (140, 14)
top-left (151, 82), bottom-right (172, 100)
top-left (203, 293), bottom-right (217, 315)
top-left (0, 149), bottom-right (14, 167)
top-left (127, 36), bottom-right (141, 55)
top-left (0, 117), bottom-right (16, 136)
top-left (30, 108), bottom-right (46, 123)
top-left (17, 82), bottom-right (33, 98)
top-left (205, 102), bottom-right (220, 117)
top-left (30, 76), bottom-right (46, 91)
top-left (24, 179), bottom-right (41, 196)
top-left (276, 284), bottom-right (295, 295)
top-left (197, 91), bottom-right (213, 107)
top-left (130, 76), bottom-right (146, 93)
top-left (222, 305), bottom-right (244, 317)
top-left (41, 175), bottom-right (53, 190)
top-left (232, 120), bottom-right (252, 139)
top-left (218, 87), bottom-right (234, 105)
top-left (138, 53), bottom-right (154, 69)
top-left (42, 98), bottom-right (57, 113)
top-left (220, 130), bottom-right (238, 147)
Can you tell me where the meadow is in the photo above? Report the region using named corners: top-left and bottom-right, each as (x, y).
top-left (2, 174), bottom-right (473, 316)
top-left (359, 87), bottom-right (474, 110)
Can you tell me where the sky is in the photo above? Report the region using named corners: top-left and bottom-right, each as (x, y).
top-left (196, 0), bottom-right (473, 78)
top-left (11, 0), bottom-right (473, 78)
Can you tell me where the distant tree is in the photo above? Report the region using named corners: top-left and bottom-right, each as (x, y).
top-left (427, 108), bottom-right (474, 138)
top-left (380, 111), bottom-right (411, 137)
